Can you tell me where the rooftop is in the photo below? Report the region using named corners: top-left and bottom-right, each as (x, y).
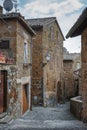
top-left (0, 13), bottom-right (35, 35)
top-left (27, 17), bottom-right (64, 40)
top-left (27, 17), bottom-right (56, 27)
top-left (63, 54), bottom-right (73, 61)
top-left (66, 8), bottom-right (87, 38)
top-left (63, 53), bottom-right (80, 61)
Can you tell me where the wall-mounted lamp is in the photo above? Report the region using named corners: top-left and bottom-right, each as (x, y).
top-left (42, 51), bottom-right (51, 67)
top-left (46, 52), bottom-right (51, 62)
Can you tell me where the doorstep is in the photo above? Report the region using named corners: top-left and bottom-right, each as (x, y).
top-left (0, 113), bottom-right (12, 124)
top-left (0, 112), bottom-right (7, 119)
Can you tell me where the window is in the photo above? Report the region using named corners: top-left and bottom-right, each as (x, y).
top-left (50, 26), bottom-right (54, 41)
top-left (24, 43), bottom-right (28, 64)
top-left (0, 40), bottom-right (10, 49)
top-left (56, 31), bottom-right (58, 41)
top-left (76, 62), bottom-right (80, 69)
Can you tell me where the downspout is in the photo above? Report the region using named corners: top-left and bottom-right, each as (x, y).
top-left (29, 37), bottom-right (32, 110)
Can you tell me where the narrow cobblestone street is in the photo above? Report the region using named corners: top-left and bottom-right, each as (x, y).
top-left (1, 102), bottom-right (87, 130)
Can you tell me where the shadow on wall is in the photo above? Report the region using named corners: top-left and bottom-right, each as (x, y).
top-left (57, 81), bottom-right (62, 103)
top-left (46, 94), bottom-right (57, 107)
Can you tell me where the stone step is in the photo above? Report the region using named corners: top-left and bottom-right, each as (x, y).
top-left (0, 112), bottom-right (7, 119)
top-left (0, 115), bottom-right (12, 124)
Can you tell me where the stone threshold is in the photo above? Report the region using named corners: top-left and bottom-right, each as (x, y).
top-left (0, 112), bottom-right (7, 119)
top-left (0, 113), bottom-right (12, 124)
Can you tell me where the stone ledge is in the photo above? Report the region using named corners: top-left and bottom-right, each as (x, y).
top-left (70, 96), bottom-right (82, 120)
top-left (70, 96), bottom-right (82, 103)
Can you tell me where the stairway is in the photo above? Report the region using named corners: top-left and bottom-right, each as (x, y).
top-left (0, 113), bottom-right (12, 124)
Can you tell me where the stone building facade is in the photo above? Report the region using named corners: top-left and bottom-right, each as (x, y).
top-left (66, 8), bottom-right (87, 122)
top-left (63, 58), bottom-right (74, 99)
top-left (0, 12), bottom-right (35, 118)
top-left (27, 17), bottom-right (64, 106)
top-left (63, 49), bottom-right (81, 100)
top-left (73, 55), bottom-right (81, 96)
top-left (73, 68), bottom-right (81, 96)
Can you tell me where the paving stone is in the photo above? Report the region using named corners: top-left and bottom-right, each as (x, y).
top-left (6, 102), bottom-right (87, 130)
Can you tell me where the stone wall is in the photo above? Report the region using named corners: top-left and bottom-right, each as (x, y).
top-left (74, 69), bottom-right (82, 96)
top-left (73, 55), bottom-right (81, 71)
top-left (31, 28), bottom-right (43, 105)
top-left (81, 28), bottom-right (87, 121)
top-left (0, 17), bottom-right (32, 118)
top-left (63, 52), bottom-right (81, 100)
top-left (0, 65), bottom-right (21, 118)
top-left (63, 60), bottom-right (74, 99)
top-left (43, 22), bottom-right (64, 106)
top-left (70, 96), bottom-right (82, 120)
top-left (15, 20), bottom-right (32, 115)
top-left (73, 55), bottom-right (81, 96)
top-left (31, 21), bottom-right (64, 106)
top-left (0, 20), bottom-right (17, 63)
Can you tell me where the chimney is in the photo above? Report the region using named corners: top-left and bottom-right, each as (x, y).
top-left (0, 6), bottom-right (3, 15)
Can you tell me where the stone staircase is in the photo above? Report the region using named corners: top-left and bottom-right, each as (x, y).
top-left (0, 113), bottom-right (12, 124)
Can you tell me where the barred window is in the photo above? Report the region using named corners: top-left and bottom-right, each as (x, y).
top-left (0, 40), bottom-right (10, 49)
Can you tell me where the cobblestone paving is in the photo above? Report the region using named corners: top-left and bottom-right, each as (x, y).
top-left (1, 102), bottom-right (87, 130)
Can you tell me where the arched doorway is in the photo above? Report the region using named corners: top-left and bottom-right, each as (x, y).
top-left (22, 84), bottom-right (29, 114)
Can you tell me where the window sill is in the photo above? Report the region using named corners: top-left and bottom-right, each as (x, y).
top-left (23, 63), bottom-right (32, 67)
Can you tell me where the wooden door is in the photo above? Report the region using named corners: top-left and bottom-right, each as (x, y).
top-left (0, 70), bottom-right (7, 114)
top-left (22, 84), bottom-right (29, 114)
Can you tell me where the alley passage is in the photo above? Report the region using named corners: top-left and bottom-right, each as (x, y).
top-left (1, 102), bottom-right (87, 130)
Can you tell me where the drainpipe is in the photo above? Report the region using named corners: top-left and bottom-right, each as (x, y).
top-left (29, 76), bottom-right (32, 110)
top-left (29, 37), bottom-right (33, 111)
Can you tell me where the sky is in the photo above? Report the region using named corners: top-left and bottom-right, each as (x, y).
top-left (1, 0), bottom-right (87, 53)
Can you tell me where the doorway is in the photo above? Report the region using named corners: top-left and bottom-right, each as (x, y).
top-left (57, 81), bottom-right (62, 103)
top-left (0, 70), bottom-right (7, 114)
top-left (22, 84), bottom-right (29, 114)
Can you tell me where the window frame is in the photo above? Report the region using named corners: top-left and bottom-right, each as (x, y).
top-left (50, 26), bottom-right (54, 41)
top-left (24, 42), bottom-right (28, 64)
top-left (0, 40), bottom-right (10, 49)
